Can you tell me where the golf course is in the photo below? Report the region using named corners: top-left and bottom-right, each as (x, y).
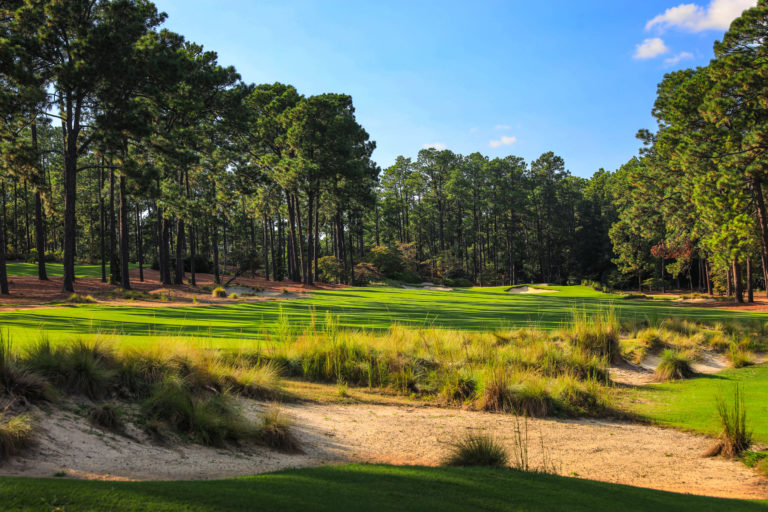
top-left (5, 0), bottom-right (768, 509)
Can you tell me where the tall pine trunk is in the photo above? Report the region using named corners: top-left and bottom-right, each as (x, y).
top-left (100, 165), bottom-right (106, 283)
top-left (118, 173), bottom-right (131, 290)
top-left (135, 204), bottom-right (143, 282)
top-left (733, 260), bottom-right (743, 303)
top-left (109, 167), bottom-right (118, 284)
top-left (750, 176), bottom-right (768, 298)
top-left (262, 213), bottom-right (270, 281)
top-left (212, 221), bottom-right (220, 284)
top-left (0, 181), bottom-right (8, 294)
top-left (31, 124), bottom-right (47, 281)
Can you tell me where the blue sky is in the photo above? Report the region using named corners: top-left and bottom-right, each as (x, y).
top-left (153, 0), bottom-right (756, 177)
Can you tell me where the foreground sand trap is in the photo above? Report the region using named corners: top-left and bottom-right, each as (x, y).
top-left (507, 285), bottom-right (557, 294)
top-left (4, 402), bottom-right (766, 500)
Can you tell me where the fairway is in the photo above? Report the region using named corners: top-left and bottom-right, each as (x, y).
top-left (0, 464), bottom-right (765, 512)
top-left (0, 285), bottom-right (765, 347)
top-left (627, 364), bottom-right (768, 443)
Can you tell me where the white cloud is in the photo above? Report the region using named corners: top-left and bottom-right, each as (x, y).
top-left (664, 51), bottom-right (695, 65)
top-left (422, 142), bottom-right (446, 150)
top-left (646, 0), bottom-right (757, 32)
top-left (634, 38), bottom-right (669, 59)
top-left (489, 135), bottom-right (517, 148)
top-left (494, 124), bottom-right (511, 130)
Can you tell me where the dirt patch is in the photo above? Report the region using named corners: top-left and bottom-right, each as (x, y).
top-left (3, 401), bottom-right (766, 499)
top-left (507, 286), bottom-right (557, 294)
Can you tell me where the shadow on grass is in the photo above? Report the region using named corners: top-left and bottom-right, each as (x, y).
top-left (1, 465), bottom-right (765, 512)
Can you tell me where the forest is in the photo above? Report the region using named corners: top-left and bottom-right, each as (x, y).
top-left (1, 0), bottom-right (768, 304)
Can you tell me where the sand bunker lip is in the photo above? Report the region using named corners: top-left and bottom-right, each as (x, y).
top-left (507, 285), bottom-right (557, 294)
top-left (402, 283), bottom-right (453, 292)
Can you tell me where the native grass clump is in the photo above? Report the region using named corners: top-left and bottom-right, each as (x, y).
top-left (706, 385), bottom-right (752, 458)
top-left (0, 335), bottom-right (288, 449)
top-left (617, 315), bottom-right (766, 378)
top-left (247, 312), bottom-right (616, 418)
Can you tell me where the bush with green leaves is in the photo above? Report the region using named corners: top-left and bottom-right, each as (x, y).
top-left (368, 246), bottom-right (404, 279)
top-left (317, 256), bottom-right (343, 283)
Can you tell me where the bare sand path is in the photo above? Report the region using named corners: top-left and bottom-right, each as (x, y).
top-left (2, 401), bottom-right (766, 500)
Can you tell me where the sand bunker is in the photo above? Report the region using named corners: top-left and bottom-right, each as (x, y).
top-left (4, 401), bottom-right (767, 499)
top-left (402, 283), bottom-right (453, 292)
top-left (507, 285), bottom-right (557, 294)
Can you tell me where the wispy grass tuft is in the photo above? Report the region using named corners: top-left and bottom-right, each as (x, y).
top-left (443, 433), bottom-right (508, 467)
top-left (706, 385), bottom-right (751, 458)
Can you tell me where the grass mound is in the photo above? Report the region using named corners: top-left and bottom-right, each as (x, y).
top-left (443, 433), bottom-right (508, 468)
top-left (567, 309), bottom-right (620, 363)
top-left (0, 413), bottom-right (34, 459)
top-left (257, 406), bottom-right (301, 452)
top-left (0, 336), bottom-right (52, 402)
top-left (654, 350), bottom-right (694, 381)
top-left (211, 287), bottom-right (227, 298)
top-left (141, 376), bottom-right (254, 446)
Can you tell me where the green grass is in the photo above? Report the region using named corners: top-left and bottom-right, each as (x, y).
top-left (0, 464), bottom-right (765, 511)
top-left (5, 262), bottom-right (136, 279)
top-left (627, 364), bottom-right (768, 443)
top-left (0, 285), bottom-right (765, 348)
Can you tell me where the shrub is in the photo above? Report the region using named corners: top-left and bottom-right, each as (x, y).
top-left (0, 413), bottom-right (35, 460)
top-left (317, 256), bottom-right (343, 283)
top-left (351, 263), bottom-right (382, 285)
top-left (443, 277), bottom-right (473, 288)
top-left (87, 403), bottom-right (124, 432)
top-left (706, 385), bottom-right (752, 458)
top-left (394, 270), bottom-right (421, 284)
top-left (368, 246), bottom-right (404, 279)
top-left (184, 254), bottom-right (212, 274)
top-left (258, 406), bottom-right (300, 452)
top-left (443, 433), bottom-right (508, 467)
top-left (653, 350), bottom-right (693, 381)
top-left (211, 287), bottom-right (227, 298)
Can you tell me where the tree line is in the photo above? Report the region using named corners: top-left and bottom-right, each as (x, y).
top-left (3, 0), bottom-right (768, 298)
top-left (0, 0), bottom-right (376, 293)
top-left (610, 0), bottom-right (768, 303)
